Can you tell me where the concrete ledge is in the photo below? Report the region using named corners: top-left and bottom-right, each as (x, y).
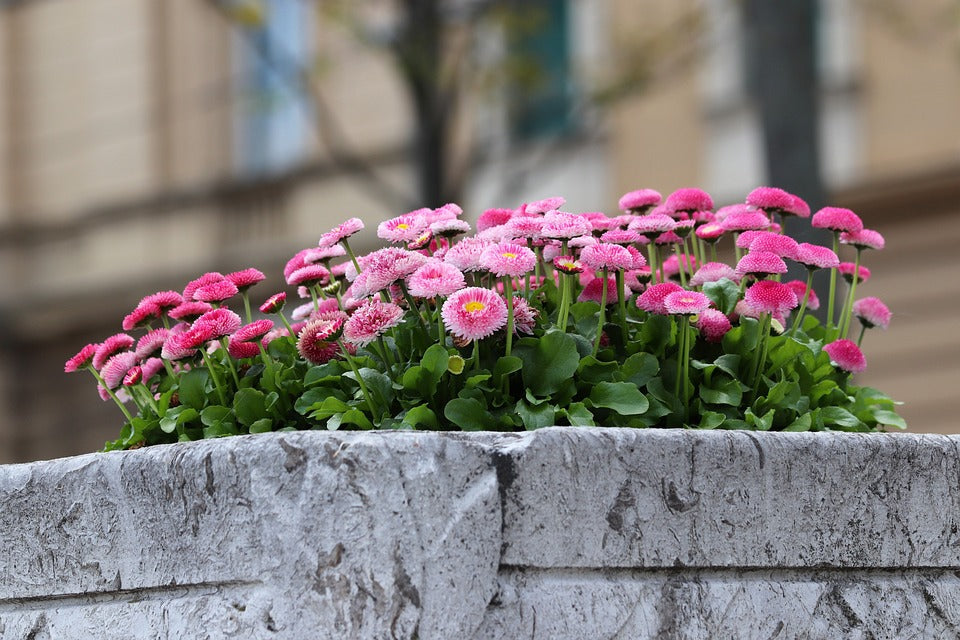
top-left (1, 428), bottom-right (958, 638)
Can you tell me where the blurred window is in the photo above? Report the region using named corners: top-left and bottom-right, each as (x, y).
top-left (235, 0), bottom-right (312, 175)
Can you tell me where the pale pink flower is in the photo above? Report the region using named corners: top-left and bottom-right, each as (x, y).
top-left (655, 231), bottom-right (683, 246)
top-left (823, 339), bottom-right (867, 373)
top-left (343, 299), bottom-right (405, 346)
top-left (853, 297), bottom-right (891, 330)
top-left (553, 256), bottom-right (584, 274)
top-left (444, 237), bottom-right (493, 272)
top-left (673, 219), bottom-right (695, 237)
top-left (136, 329), bottom-right (171, 360)
top-left (785, 280), bottom-right (820, 310)
top-left (226, 268), bottom-right (266, 291)
top-left (578, 276), bottom-right (618, 304)
top-left (477, 208), bottom-right (515, 231)
top-left (431, 218), bottom-right (472, 238)
top-left (618, 189), bottom-right (662, 212)
top-left (811, 207), bottom-right (863, 233)
top-left (286, 265), bottom-right (330, 287)
top-left (101, 351), bottom-right (139, 390)
top-left (479, 241), bottom-right (538, 277)
top-left (636, 282), bottom-right (684, 315)
top-left (93, 334), bottom-right (135, 370)
top-left (65, 343), bottom-right (99, 373)
top-left (182, 272), bottom-right (226, 301)
top-left (795, 243), bottom-right (840, 270)
top-left (140, 357), bottom-right (165, 382)
top-left (317, 217), bottom-right (365, 248)
top-left (259, 292), bottom-right (287, 314)
top-left (285, 249), bottom-right (319, 280)
top-left (541, 211), bottom-right (593, 239)
top-left (744, 280), bottom-right (799, 315)
top-left (696, 309), bottom-right (732, 343)
top-left (627, 213), bottom-right (676, 237)
top-left (585, 212), bottom-right (618, 232)
top-left (838, 262), bottom-right (870, 284)
top-left (407, 260), bottom-right (466, 298)
top-left (377, 210), bottom-right (429, 243)
top-left (524, 196), bottom-right (566, 215)
top-left (568, 235), bottom-right (598, 249)
top-left (664, 290), bottom-right (712, 315)
top-left (441, 287), bottom-right (508, 341)
top-left (580, 243), bottom-right (634, 272)
top-left (193, 279), bottom-right (239, 303)
top-left (297, 317), bottom-right (346, 364)
top-left (600, 229), bottom-right (644, 245)
top-left (736, 251), bottom-right (788, 278)
top-left (503, 216), bottom-right (543, 240)
top-left (194, 308), bottom-right (242, 340)
top-left (291, 302), bottom-right (316, 322)
top-left (721, 209), bottom-right (771, 232)
top-left (840, 228), bottom-right (885, 251)
top-left (510, 296), bottom-right (538, 335)
top-left (665, 188), bottom-right (713, 213)
top-left (304, 246), bottom-right (348, 264)
top-left (689, 262), bottom-right (738, 287)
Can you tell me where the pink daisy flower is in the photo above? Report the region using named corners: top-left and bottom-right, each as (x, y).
top-left (226, 268), bottom-right (266, 291)
top-left (304, 246), bottom-right (348, 264)
top-left (503, 216), bottom-right (543, 240)
top-left (168, 301), bottom-right (215, 322)
top-left (627, 213), bottom-right (676, 237)
top-left (655, 231), bottom-right (683, 246)
top-left (260, 292), bottom-right (287, 314)
top-left (553, 256), bottom-right (584, 274)
top-left (659, 254), bottom-right (697, 280)
top-left (823, 339), bottom-right (867, 374)
top-left (510, 296), bottom-right (538, 335)
top-left (101, 351), bottom-right (139, 390)
top-left (407, 230), bottom-right (434, 251)
top-left (696, 308), bottom-right (732, 343)
top-left (840, 228), bottom-right (885, 251)
top-left (585, 212), bottom-right (618, 233)
top-left (140, 357), bottom-right (165, 382)
top-left (234, 319), bottom-right (275, 343)
top-left (672, 219), bottom-right (695, 237)
top-left (284, 249), bottom-right (319, 280)
top-left (736, 251), bottom-right (788, 279)
top-left (664, 290), bottom-right (712, 315)
top-left (407, 260), bottom-right (466, 298)
top-left (291, 302), bottom-right (316, 322)
top-left (618, 189), bottom-right (662, 212)
top-left (721, 209), bottom-right (771, 232)
top-left (136, 329), bottom-right (171, 360)
top-left (193, 279), bottom-right (239, 303)
top-left (228, 340), bottom-right (261, 359)
top-left (784, 280), bottom-right (820, 310)
top-left (748, 232), bottom-right (800, 260)
top-left (601, 228), bottom-right (644, 245)
top-left (746, 186), bottom-right (794, 213)
top-left (377, 210), bottom-right (429, 243)
top-left (122, 366), bottom-right (143, 387)
top-left (689, 262), bottom-right (738, 287)
top-left (441, 287), bottom-right (508, 341)
top-left (286, 264), bottom-right (330, 287)
top-left (317, 217), bottom-right (365, 249)
top-left (182, 272), bottom-right (226, 301)
top-left (665, 188), bottom-right (713, 213)
top-left (122, 304), bottom-right (160, 331)
top-left (735, 230), bottom-right (766, 249)
top-left (795, 243), bottom-right (840, 270)
top-left (625, 267), bottom-right (652, 292)
top-left (786, 195), bottom-right (810, 218)
top-left (853, 297), bottom-right (892, 330)
top-left (477, 208), bottom-right (516, 231)
top-left (524, 196), bottom-right (566, 215)
top-left (343, 299), bottom-right (405, 346)
top-left (578, 276), bottom-right (618, 304)
top-left (193, 308), bottom-right (242, 340)
top-left (92, 334), bottom-right (135, 370)
top-left (636, 282), bottom-right (684, 315)
top-left (580, 243), bottom-right (634, 272)
top-left (744, 280), bottom-right (799, 316)
top-left (838, 262), bottom-right (871, 284)
top-left (296, 321), bottom-right (343, 364)
top-left (811, 207), bottom-right (863, 233)
top-left (444, 237), bottom-right (493, 272)
top-left (479, 241), bottom-right (538, 277)
top-left (541, 211), bottom-right (593, 239)
top-left (141, 290), bottom-right (183, 312)
top-left (65, 343), bottom-right (99, 373)
top-left (431, 219), bottom-right (472, 238)
top-left (695, 223), bottom-right (725, 243)
top-left (625, 245), bottom-right (648, 269)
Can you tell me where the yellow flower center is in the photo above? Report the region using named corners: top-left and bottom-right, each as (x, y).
top-left (464, 301), bottom-right (486, 313)
top-left (501, 252), bottom-right (517, 259)
top-left (397, 223), bottom-right (409, 230)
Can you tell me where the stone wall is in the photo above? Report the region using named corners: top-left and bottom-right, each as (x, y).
top-left (2, 428), bottom-right (959, 638)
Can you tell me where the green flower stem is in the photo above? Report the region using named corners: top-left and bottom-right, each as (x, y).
top-left (710, 243), bottom-right (718, 263)
top-left (339, 341), bottom-right (380, 421)
top-left (135, 383), bottom-right (159, 415)
top-left (241, 293), bottom-right (253, 323)
top-left (534, 246), bottom-right (544, 293)
top-left (399, 282), bottom-right (429, 332)
top-left (790, 271), bottom-right (815, 336)
top-left (673, 317), bottom-right (684, 401)
top-left (779, 215), bottom-right (788, 237)
top-left (826, 232), bottom-right (840, 330)
top-left (503, 277), bottom-right (515, 358)
top-left (734, 233), bottom-right (743, 263)
top-left (472, 339), bottom-right (480, 372)
top-left (857, 324), bottom-right (867, 347)
top-left (342, 239), bottom-right (362, 275)
top-left (689, 235), bottom-right (702, 275)
top-left (257, 342), bottom-right (277, 386)
top-left (676, 242), bottom-right (689, 287)
top-left (592, 268), bottom-right (609, 356)
top-left (219, 339), bottom-right (242, 387)
top-left (376, 336), bottom-right (396, 373)
top-left (616, 270), bottom-right (627, 330)
top-left (309, 286), bottom-right (320, 312)
top-left (647, 243), bottom-right (659, 284)
top-left (557, 273), bottom-right (572, 332)
top-left (162, 358), bottom-right (178, 381)
top-left (276, 311), bottom-right (296, 337)
top-left (840, 249), bottom-right (862, 338)
top-left (436, 306), bottom-right (445, 345)
top-left (750, 314), bottom-right (772, 402)
top-left (682, 317), bottom-right (692, 419)
top-left (86, 366), bottom-right (135, 421)
top-left (199, 348), bottom-right (228, 405)
top-left (161, 315), bottom-right (171, 330)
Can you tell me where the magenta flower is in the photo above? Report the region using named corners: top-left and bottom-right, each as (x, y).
top-left (226, 268), bottom-right (267, 291)
top-left (479, 241), bottom-right (538, 277)
top-left (618, 189), bottom-right (662, 212)
top-left (689, 262), bottom-right (738, 287)
top-left (853, 297), bottom-right (891, 330)
top-left (235, 319), bottom-right (275, 343)
top-left (811, 207), bottom-right (863, 233)
top-left (444, 237), bottom-right (493, 272)
top-left (839, 228), bottom-right (885, 251)
top-left (477, 208), bottom-right (515, 231)
top-left (317, 217), bottom-right (364, 249)
top-left (748, 232), bottom-right (800, 260)
top-left (578, 276), bottom-right (618, 304)
top-left (655, 231), bottom-right (683, 246)
top-left (664, 290), bottom-right (712, 315)
top-left (746, 186), bottom-right (794, 213)
top-left (660, 254), bottom-right (697, 279)
top-left (795, 243), bottom-right (840, 270)
top-left (286, 264), bottom-right (330, 287)
top-left (823, 339), bottom-right (867, 373)
top-left (65, 343), bottom-right (99, 373)
top-left (441, 287), bottom-right (508, 341)
top-left (721, 209), bottom-right (771, 232)
top-left (141, 290), bottom-right (183, 312)
top-left (696, 309), bottom-right (732, 343)
top-left (260, 292), bottom-right (287, 314)
top-left (580, 243), bottom-right (634, 272)
top-left (627, 213), bottom-right (676, 237)
top-left (122, 305), bottom-right (160, 331)
top-left (744, 280), bottom-right (799, 316)
top-left (786, 194), bottom-right (810, 218)
top-left (736, 251), bottom-right (788, 279)
top-left (407, 260), bottom-right (466, 298)
top-left (169, 302), bottom-right (215, 324)
top-left (193, 308), bottom-right (242, 340)
top-left (101, 351), bottom-right (139, 390)
top-left (194, 279), bottom-right (239, 303)
top-left (695, 222), bottom-right (725, 243)
top-left (228, 340), bottom-right (261, 360)
top-left (343, 299), bottom-right (405, 346)
top-left (135, 329), bottom-right (171, 360)
top-left (838, 262), bottom-right (871, 284)
top-left (140, 357), bottom-right (165, 382)
top-left (665, 188), bottom-right (713, 213)
top-left (182, 272), bottom-right (226, 301)
top-left (92, 334), bottom-right (135, 370)
top-left (636, 282), bottom-right (684, 315)
top-left (541, 211), bottom-right (593, 239)
top-left (785, 280), bottom-right (820, 310)
top-left (296, 322), bottom-right (342, 365)
top-left (122, 366), bottom-right (143, 387)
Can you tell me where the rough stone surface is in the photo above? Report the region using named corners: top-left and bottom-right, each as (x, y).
top-left (1, 428), bottom-right (959, 638)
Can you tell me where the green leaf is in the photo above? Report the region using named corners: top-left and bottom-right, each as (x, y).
top-left (159, 406), bottom-right (199, 434)
top-left (515, 398), bottom-right (557, 430)
top-left (356, 368), bottom-right (394, 409)
top-left (587, 382), bottom-right (650, 415)
top-left (562, 402), bottom-right (595, 426)
top-left (339, 408), bottom-right (374, 430)
top-left (745, 408), bottom-right (775, 431)
top-left (443, 398), bottom-right (489, 431)
top-left (619, 352), bottom-right (660, 387)
top-left (402, 404), bottom-right (438, 430)
top-left (699, 411), bottom-right (726, 430)
top-left (200, 405), bottom-right (232, 428)
top-left (872, 409), bottom-right (907, 430)
top-left (178, 369), bottom-right (210, 410)
top-left (820, 406), bottom-right (864, 429)
top-left (304, 362), bottom-right (345, 386)
top-left (577, 356), bottom-right (619, 385)
top-left (639, 314), bottom-right (673, 354)
top-left (699, 377), bottom-right (743, 406)
top-left (702, 278), bottom-right (739, 315)
top-left (249, 418), bottom-right (274, 434)
top-left (712, 354), bottom-right (741, 379)
top-left (493, 356), bottom-right (524, 384)
top-left (295, 388), bottom-right (343, 415)
top-left (465, 373), bottom-right (492, 388)
top-left (233, 388), bottom-right (268, 427)
top-left (784, 413), bottom-right (812, 432)
top-left (307, 396), bottom-right (350, 421)
top-left (420, 344), bottom-right (449, 380)
top-left (515, 331), bottom-right (581, 397)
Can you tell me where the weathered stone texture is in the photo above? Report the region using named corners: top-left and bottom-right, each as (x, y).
top-left (2, 428), bottom-right (959, 638)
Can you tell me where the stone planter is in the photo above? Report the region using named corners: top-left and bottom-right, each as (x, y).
top-left (2, 428), bottom-right (958, 638)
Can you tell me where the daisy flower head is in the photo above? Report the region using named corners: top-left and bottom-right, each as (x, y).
top-left (503, 216), bottom-right (543, 241)
top-left (168, 300), bottom-right (214, 322)
top-left (541, 211), bottom-right (593, 239)
top-left (122, 304), bottom-right (160, 331)
top-left (343, 299), bottom-right (405, 346)
top-left (735, 230), bottom-right (766, 250)
top-left (744, 280), bottom-right (799, 316)
top-left (625, 267), bottom-right (652, 291)
top-left (524, 196), bottom-right (566, 215)
top-left (636, 282), bottom-right (684, 315)
top-left (578, 276), bottom-right (618, 304)
top-left (304, 246), bottom-right (349, 265)
top-left (664, 290), bottom-right (712, 315)
top-left (584, 212), bottom-right (618, 233)
top-left (784, 280), bottom-right (820, 310)
top-left (823, 339), bottom-right (867, 374)
top-left (317, 217), bottom-right (365, 249)
top-left (625, 245), bottom-right (648, 269)
top-left (193, 278), bottom-right (239, 303)
top-left (840, 228), bottom-right (885, 251)
top-left (228, 339), bottom-right (261, 360)
top-left (140, 357), bottom-right (165, 383)
top-left (233, 319), bottom-right (274, 343)
top-left (689, 262), bottom-right (738, 287)
top-left (659, 254), bottom-right (697, 280)
top-left (182, 272), bottom-right (226, 302)
top-left (627, 213), bottom-right (676, 238)
top-left (65, 343), bottom-right (99, 373)
top-left (226, 268), bottom-right (266, 291)
top-left (141, 290), bottom-right (183, 313)
top-left (378, 210), bottom-right (429, 243)
top-left (477, 208), bottom-right (515, 231)
top-left (101, 351), bottom-right (139, 390)
top-left (746, 187), bottom-right (794, 214)
top-left (853, 297), bottom-right (891, 330)
top-left (193, 308), bottom-right (242, 340)
top-left (510, 296), bottom-right (538, 335)
top-left (122, 366), bottom-right (143, 387)
top-left (786, 194), bottom-right (810, 218)
top-left (811, 207), bottom-right (863, 233)
top-left (736, 251), bottom-right (788, 279)
top-left (259, 292), bottom-right (287, 314)
top-left (444, 237), bottom-right (493, 272)
top-left (286, 264), bottom-right (330, 287)
top-left (92, 334), bottom-right (135, 370)
top-left (296, 317), bottom-right (346, 364)
top-left (696, 308), bottom-right (732, 343)
top-left (721, 209), bottom-right (771, 232)
top-left (600, 228), bottom-right (644, 245)
top-left (838, 262), bottom-right (871, 284)
top-left (580, 243), bottom-right (634, 272)
top-left (291, 302), bottom-right (315, 322)
top-left (553, 256), bottom-right (584, 274)
top-left (695, 222), bottom-right (725, 243)
top-left (618, 189), bottom-right (662, 213)
top-left (795, 243), bottom-right (840, 270)
top-left (665, 188), bottom-right (713, 214)
top-left (407, 259), bottom-right (466, 298)
top-left (479, 241), bottom-right (538, 277)
top-left (431, 218), bottom-right (472, 239)
top-left (748, 232), bottom-right (800, 260)
top-left (441, 287), bottom-right (508, 341)
top-left (135, 329), bottom-right (171, 360)
top-left (655, 231), bottom-right (683, 246)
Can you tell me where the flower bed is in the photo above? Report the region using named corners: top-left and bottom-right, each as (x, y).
top-left (65, 187), bottom-right (903, 450)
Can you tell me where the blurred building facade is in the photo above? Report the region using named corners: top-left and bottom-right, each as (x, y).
top-left (0, 0), bottom-right (957, 462)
